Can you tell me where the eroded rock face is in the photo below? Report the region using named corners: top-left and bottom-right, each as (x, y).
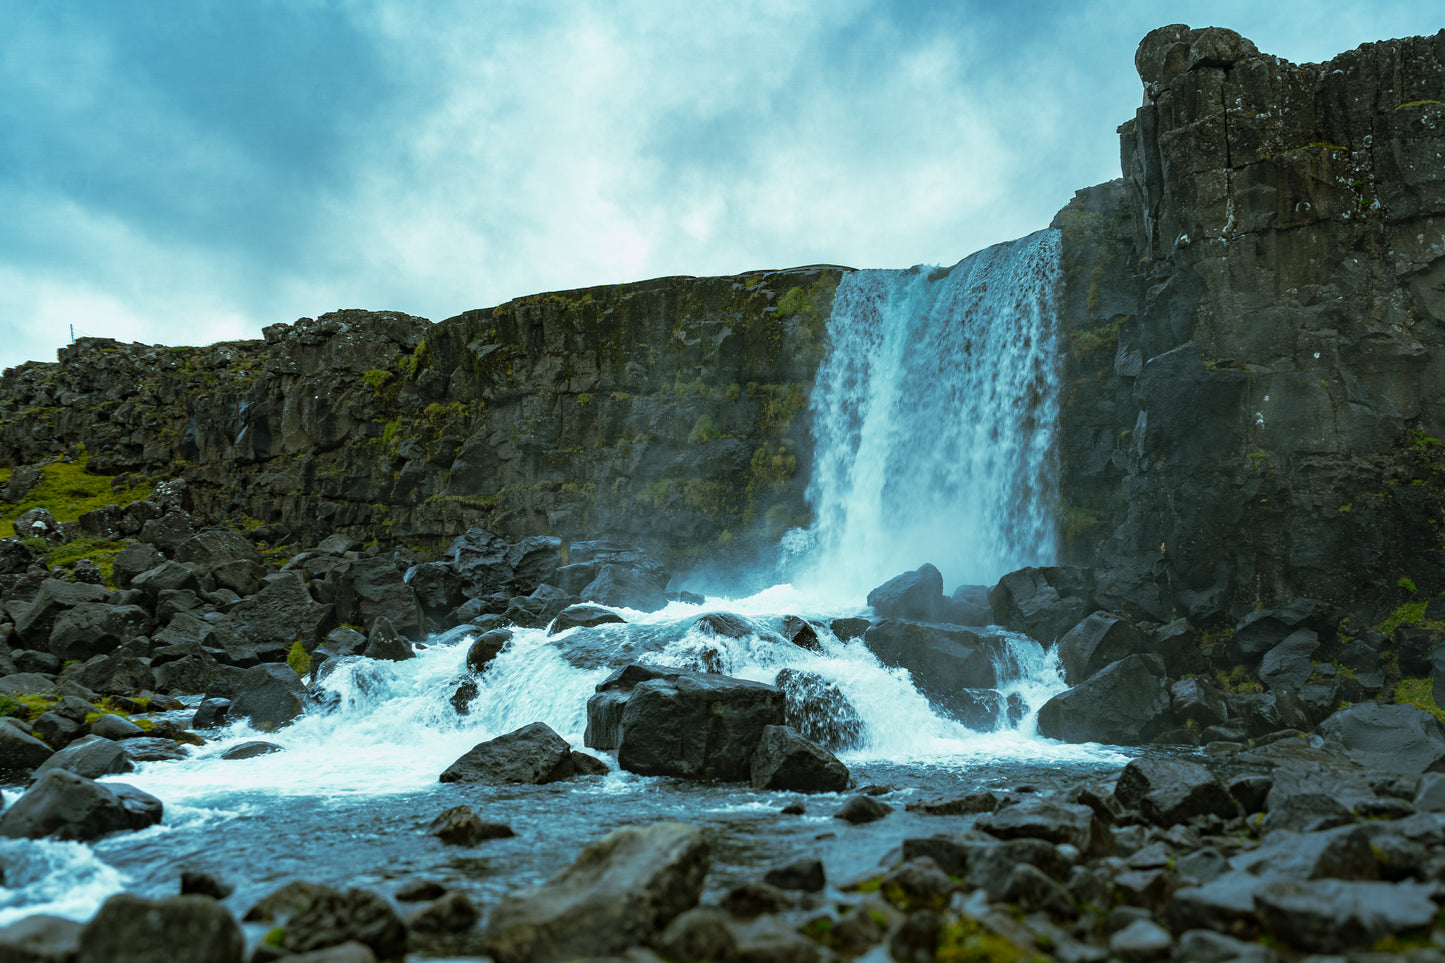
top-left (1056, 29), bottom-right (1445, 624)
top-left (0, 269), bottom-right (842, 571)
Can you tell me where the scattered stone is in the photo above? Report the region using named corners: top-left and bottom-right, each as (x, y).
top-left (750, 725), bottom-right (850, 792)
top-left (0, 914), bottom-right (83, 963)
top-left (181, 870), bottom-right (235, 900)
top-left (221, 741), bottom-right (284, 760)
top-left (281, 888), bottom-right (408, 960)
top-left (33, 734), bottom-right (135, 781)
top-left (763, 857), bottom-right (825, 892)
top-left (228, 663), bottom-right (309, 732)
top-left (426, 804), bottom-right (515, 845)
top-left (482, 822), bottom-right (708, 963)
top-left (0, 770), bottom-right (162, 841)
top-left (406, 890), bottom-right (479, 934)
top-left (74, 893), bottom-right (244, 963)
top-left (439, 721), bottom-right (582, 784)
top-left (833, 795), bottom-right (892, 824)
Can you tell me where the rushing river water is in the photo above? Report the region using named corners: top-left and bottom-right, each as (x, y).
top-left (0, 230), bottom-right (1132, 951)
top-left (0, 587), bottom-right (1129, 939)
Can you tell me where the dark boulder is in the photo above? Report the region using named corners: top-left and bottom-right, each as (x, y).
top-left (220, 741), bottom-right (283, 760)
top-left (946, 583), bottom-right (993, 625)
top-left (439, 721), bottom-right (585, 784)
top-left (12, 580), bottom-right (111, 648)
top-left (0, 914), bottom-right (82, 962)
top-left (862, 621), bottom-right (1000, 701)
top-left (327, 558), bottom-right (424, 642)
top-left (866, 564), bottom-right (946, 622)
top-left (174, 528), bottom-right (267, 597)
top-left (130, 560), bottom-right (202, 599)
top-left (47, 603), bottom-right (152, 663)
top-left (988, 566), bottom-right (1092, 642)
top-left (465, 629), bottom-right (512, 673)
top-left (75, 893), bottom-right (244, 963)
top-left (64, 651), bottom-right (156, 695)
top-left (0, 769), bottom-right (162, 840)
top-left (0, 725), bottom-right (55, 775)
top-left (781, 615), bottom-right (822, 651)
top-left (830, 617), bottom-right (869, 641)
top-left (833, 795), bottom-right (892, 824)
top-left (1169, 677), bottom-right (1229, 728)
top-left (616, 673), bottom-right (785, 780)
top-left (33, 734), bottom-right (134, 781)
top-left (1056, 611), bottom-right (1141, 684)
top-left (691, 612), bottom-right (755, 638)
top-left (764, 857), bottom-right (825, 892)
top-left (280, 888), bottom-right (408, 960)
top-left (405, 561), bottom-right (466, 618)
top-left (448, 529), bottom-right (515, 597)
top-left (1036, 655), bottom-right (1172, 745)
top-left (1112, 757), bottom-right (1238, 826)
top-left (548, 603), bottom-right (626, 635)
top-left (217, 573), bottom-right (336, 654)
top-left (501, 584), bottom-right (573, 628)
top-left (111, 542), bottom-right (165, 588)
top-left (426, 804), bottom-right (515, 845)
top-left (774, 667), bottom-right (865, 750)
top-left (1319, 702), bottom-right (1445, 773)
top-left (1226, 599), bottom-right (1328, 665)
top-left (1258, 628), bottom-right (1319, 691)
top-left (1254, 879), bottom-right (1438, 953)
top-left (579, 555), bottom-right (670, 612)
top-left (228, 663), bottom-right (309, 732)
top-left (749, 725), bottom-right (849, 792)
top-left (505, 535), bottom-right (563, 594)
top-left (363, 616), bottom-right (414, 662)
top-left (482, 822), bottom-right (707, 963)
top-left (975, 795), bottom-right (1109, 856)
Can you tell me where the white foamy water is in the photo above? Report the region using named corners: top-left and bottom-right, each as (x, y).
top-left (106, 589), bottom-right (1122, 817)
top-left (784, 229), bottom-right (1064, 598)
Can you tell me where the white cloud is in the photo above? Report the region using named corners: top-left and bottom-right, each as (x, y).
top-left (3, 0), bottom-right (1443, 372)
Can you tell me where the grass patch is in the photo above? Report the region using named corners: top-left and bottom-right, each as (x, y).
top-left (0, 456), bottom-right (152, 538)
top-left (1375, 600), bottom-right (1443, 636)
top-left (287, 639), bottom-right (311, 677)
top-left (1394, 678), bottom-right (1445, 725)
top-left (936, 916), bottom-right (1045, 962)
top-left (34, 536), bottom-right (128, 585)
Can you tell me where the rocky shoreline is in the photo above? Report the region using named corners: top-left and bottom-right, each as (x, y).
top-left (3, 473), bottom-right (1445, 960)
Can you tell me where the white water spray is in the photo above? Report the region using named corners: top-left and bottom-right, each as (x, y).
top-left (784, 229), bottom-right (1064, 598)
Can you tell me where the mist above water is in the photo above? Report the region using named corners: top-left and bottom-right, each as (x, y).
top-left (782, 229), bottom-right (1064, 600)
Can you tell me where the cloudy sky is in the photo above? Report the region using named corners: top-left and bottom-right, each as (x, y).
top-left (1, 1), bottom-right (1438, 371)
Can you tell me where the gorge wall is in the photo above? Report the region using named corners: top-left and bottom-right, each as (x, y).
top-left (1055, 26), bottom-right (1445, 625)
top-left (2, 26), bottom-right (1443, 623)
top-left (0, 269), bottom-right (842, 569)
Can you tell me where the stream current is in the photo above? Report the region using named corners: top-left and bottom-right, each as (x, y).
top-left (0, 228), bottom-right (1136, 945)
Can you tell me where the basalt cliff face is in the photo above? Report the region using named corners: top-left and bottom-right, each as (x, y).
top-left (0, 269), bottom-right (841, 567)
top-left (2, 27), bottom-right (1443, 623)
top-left (1056, 25), bottom-right (1445, 624)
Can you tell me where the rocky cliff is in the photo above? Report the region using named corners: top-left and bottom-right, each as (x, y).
top-left (1055, 25), bottom-right (1445, 624)
top-left (0, 268), bottom-right (842, 567)
top-left (3, 26), bottom-right (1442, 625)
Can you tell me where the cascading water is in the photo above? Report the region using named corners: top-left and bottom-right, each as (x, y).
top-left (783, 229), bottom-right (1064, 598)
top-left (0, 228), bottom-right (1129, 934)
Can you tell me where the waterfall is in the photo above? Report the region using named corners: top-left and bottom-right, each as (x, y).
top-left (784, 229), bottom-right (1064, 598)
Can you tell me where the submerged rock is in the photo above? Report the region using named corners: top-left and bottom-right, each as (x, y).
top-left (439, 721), bottom-right (590, 784)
